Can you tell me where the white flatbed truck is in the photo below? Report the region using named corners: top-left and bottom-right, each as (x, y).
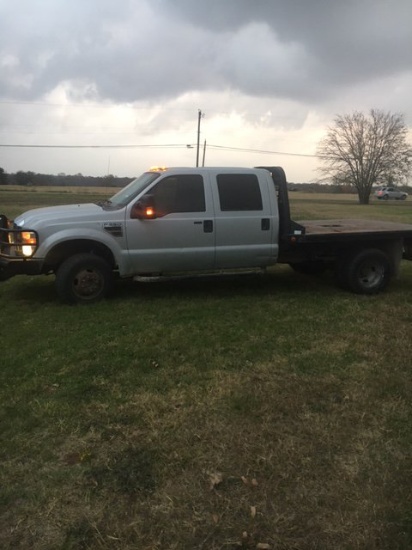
top-left (2, 166), bottom-right (412, 303)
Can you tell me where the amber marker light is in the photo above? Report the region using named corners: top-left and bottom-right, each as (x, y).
top-left (148, 166), bottom-right (168, 172)
top-left (21, 232), bottom-right (37, 244)
top-left (145, 207), bottom-right (154, 217)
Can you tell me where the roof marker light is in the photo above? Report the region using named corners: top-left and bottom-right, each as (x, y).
top-left (148, 166), bottom-right (168, 172)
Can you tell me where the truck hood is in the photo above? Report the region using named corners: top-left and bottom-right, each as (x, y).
top-left (14, 203), bottom-right (112, 229)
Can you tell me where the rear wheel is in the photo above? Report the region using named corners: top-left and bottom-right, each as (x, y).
top-left (338, 249), bottom-right (391, 294)
top-left (383, 194), bottom-right (389, 200)
top-left (56, 253), bottom-right (113, 304)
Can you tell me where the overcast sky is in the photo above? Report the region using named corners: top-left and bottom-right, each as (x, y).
top-left (1, 0), bottom-right (411, 182)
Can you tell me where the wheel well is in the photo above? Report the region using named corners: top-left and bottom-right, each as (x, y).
top-left (44, 240), bottom-right (116, 273)
top-left (337, 241), bottom-right (402, 276)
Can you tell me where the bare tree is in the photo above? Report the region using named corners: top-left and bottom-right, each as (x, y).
top-left (317, 109), bottom-right (412, 204)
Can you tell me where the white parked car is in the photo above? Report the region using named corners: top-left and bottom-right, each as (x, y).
top-left (375, 187), bottom-right (408, 200)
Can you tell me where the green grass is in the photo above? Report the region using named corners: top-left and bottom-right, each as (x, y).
top-left (0, 186), bottom-right (110, 218)
top-left (290, 192), bottom-right (412, 223)
top-left (1, 187), bottom-right (412, 549)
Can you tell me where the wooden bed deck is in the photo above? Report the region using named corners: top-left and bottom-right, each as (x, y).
top-left (299, 219), bottom-right (412, 236)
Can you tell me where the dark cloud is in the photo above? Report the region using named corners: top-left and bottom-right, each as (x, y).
top-left (160, 0), bottom-right (412, 88)
top-left (1, 0), bottom-right (411, 106)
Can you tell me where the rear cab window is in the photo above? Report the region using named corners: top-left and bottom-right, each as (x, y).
top-left (216, 173), bottom-right (263, 211)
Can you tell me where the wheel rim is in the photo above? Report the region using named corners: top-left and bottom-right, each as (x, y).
top-left (357, 261), bottom-right (385, 289)
top-left (72, 268), bottom-right (104, 299)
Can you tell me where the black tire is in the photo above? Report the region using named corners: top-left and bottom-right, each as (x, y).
top-left (338, 249), bottom-right (391, 295)
top-left (383, 194), bottom-right (389, 200)
top-left (401, 195), bottom-right (407, 200)
top-left (55, 253), bottom-right (113, 304)
top-left (289, 261), bottom-right (326, 275)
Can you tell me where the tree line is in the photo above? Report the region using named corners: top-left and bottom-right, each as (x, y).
top-left (0, 169), bottom-right (132, 188)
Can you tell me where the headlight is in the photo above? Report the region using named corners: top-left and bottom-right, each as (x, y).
top-left (21, 231), bottom-right (37, 257)
top-left (22, 245), bottom-right (36, 256)
top-left (7, 230), bottom-right (38, 257)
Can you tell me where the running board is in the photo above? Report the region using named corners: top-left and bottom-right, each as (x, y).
top-left (133, 268), bottom-right (266, 283)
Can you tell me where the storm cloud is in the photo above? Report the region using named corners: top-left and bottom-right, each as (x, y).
top-left (1, 0), bottom-right (411, 103)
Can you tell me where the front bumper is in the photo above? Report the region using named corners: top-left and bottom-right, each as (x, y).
top-left (0, 257), bottom-right (44, 281)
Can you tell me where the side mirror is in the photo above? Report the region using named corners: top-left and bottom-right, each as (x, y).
top-left (131, 195), bottom-right (157, 219)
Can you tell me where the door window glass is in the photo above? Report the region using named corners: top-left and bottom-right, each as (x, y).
top-left (149, 175), bottom-right (205, 216)
top-left (217, 174), bottom-right (263, 211)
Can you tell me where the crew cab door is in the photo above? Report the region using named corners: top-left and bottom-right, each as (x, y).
top-left (210, 170), bottom-right (277, 268)
top-left (125, 173), bottom-right (215, 273)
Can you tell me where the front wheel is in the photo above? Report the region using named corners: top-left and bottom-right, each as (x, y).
top-left (338, 249), bottom-right (391, 295)
top-left (55, 253), bottom-right (113, 304)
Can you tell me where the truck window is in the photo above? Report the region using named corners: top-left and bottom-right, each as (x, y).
top-left (217, 174), bottom-right (263, 211)
top-left (150, 175), bottom-right (206, 215)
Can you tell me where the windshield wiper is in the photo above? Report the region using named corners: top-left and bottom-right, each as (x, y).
top-left (96, 199), bottom-right (113, 207)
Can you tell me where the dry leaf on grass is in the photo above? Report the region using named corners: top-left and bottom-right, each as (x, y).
top-left (209, 472), bottom-right (224, 490)
top-left (241, 476), bottom-right (259, 487)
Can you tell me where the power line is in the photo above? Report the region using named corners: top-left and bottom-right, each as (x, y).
top-left (208, 144), bottom-right (317, 158)
top-left (0, 141), bottom-right (317, 158)
top-left (0, 143), bottom-right (191, 149)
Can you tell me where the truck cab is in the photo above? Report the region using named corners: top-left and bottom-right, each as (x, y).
top-left (124, 167), bottom-right (279, 273)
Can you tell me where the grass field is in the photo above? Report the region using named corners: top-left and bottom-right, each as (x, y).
top-left (1, 187), bottom-right (412, 549)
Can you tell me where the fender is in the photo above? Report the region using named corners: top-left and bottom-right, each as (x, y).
top-left (36, 227), bottom-right (132, 274)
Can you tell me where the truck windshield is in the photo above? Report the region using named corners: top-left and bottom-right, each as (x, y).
top-left (105, 172), bottom-right (161, 208)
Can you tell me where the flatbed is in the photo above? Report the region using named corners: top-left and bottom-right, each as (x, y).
top-left (299, 219), bottom-right (412, 239)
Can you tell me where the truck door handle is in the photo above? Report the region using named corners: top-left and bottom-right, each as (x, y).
top-left (203, 220), bottom-right (213, 233)
top-left (261, 218), bottom-right (270, 231)
top-left (193, 220), bottom-right (213, 232)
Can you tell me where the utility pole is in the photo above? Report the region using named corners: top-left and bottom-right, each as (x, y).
top-left (202, 139), bottom-right (207, 167)
top-left (196, 109), bottom-right (203, 167)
